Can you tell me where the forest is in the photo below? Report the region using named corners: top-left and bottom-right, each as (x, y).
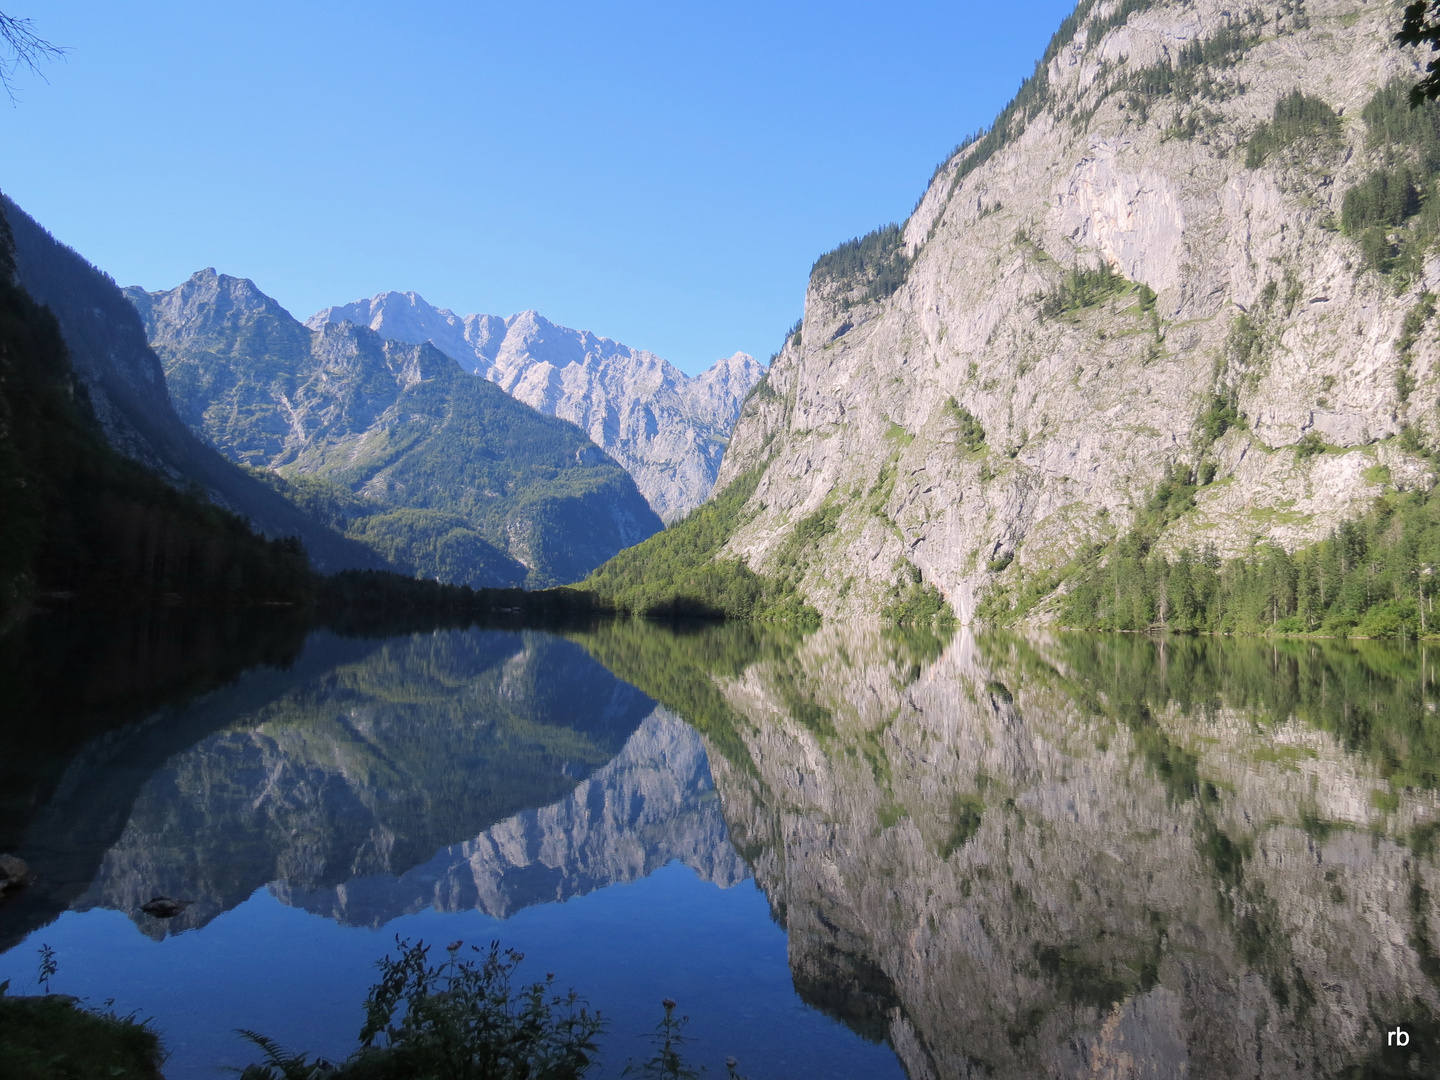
top-left (1055, 479), bottom-right (1440, 638)
top-left (0, 224), bottom-right (311, 622)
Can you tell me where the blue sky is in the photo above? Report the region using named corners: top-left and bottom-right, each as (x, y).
top-left (4, 0), bottom-right (1076, 374)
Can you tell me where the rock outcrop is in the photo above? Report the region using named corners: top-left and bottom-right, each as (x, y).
top-left (715, 0), bottom-right (1440, 622)
top-left (308, 293), bottom-right (764, 521)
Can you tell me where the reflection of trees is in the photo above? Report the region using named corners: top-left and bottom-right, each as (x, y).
top-left (676, 624), bottom-right (1440, 1079)
top-left (1008, 632), bottom-right (1440, 790)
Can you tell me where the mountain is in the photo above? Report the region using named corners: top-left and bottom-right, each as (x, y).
top-left (643, 0), bottom-right (1440, 623)
top-left (0, 196), bottom-right (381, 577)
top-left (307, 293), bottom-right (764, 522)
top-left (127, 270), bottom-right (663, 587)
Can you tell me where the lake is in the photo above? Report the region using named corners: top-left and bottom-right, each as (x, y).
top-left (2, 613), bottom-right (1438, 1078)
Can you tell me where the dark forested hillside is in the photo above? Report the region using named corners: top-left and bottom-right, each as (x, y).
top-left (128, 270), bottom-right (662, 587)
top-left (0, 196), bottom-right (380, 575)
top-left (0, 207), bottom-right (313, 620)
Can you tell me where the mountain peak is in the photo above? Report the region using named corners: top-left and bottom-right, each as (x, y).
top-left (309, 292), bottom-right (763, 520)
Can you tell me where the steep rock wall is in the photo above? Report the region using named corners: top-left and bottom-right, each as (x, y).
top-left (717, 0), bottom-right (1440, 622)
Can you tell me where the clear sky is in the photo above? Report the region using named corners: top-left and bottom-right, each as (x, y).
top-left (3, 0), bottom-right (1077, 374)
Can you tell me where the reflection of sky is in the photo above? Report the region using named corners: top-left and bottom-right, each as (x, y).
top-left (0, 861), bottom-right (904, 1080)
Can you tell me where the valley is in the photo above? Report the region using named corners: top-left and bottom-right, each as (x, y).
top-left (8, 0), bottom-right (1440, 1077)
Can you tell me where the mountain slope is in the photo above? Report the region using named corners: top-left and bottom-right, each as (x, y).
top-left (308, 292), bottom-right (764, 521)
top-left (128, 270), bottom-right (662, 586)
top-left (0, 199), bottom-right (328, 618)
top-left (0, 198), bottom-right (380, 576)
top-left (707, 0), bottom-right (1440, 623)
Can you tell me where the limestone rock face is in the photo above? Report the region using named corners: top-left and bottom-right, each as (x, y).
top-left (716, 0), bottom-right (1440, 622)
top-left (309, 293), bottom-right (764, 522)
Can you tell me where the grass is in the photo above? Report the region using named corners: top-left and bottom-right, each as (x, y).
top-left (0, 991), bottom-right (164, 1080)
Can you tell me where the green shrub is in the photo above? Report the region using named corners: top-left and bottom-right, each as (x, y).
top-left (0, 984), bottom-right (164, 1080)
top-left (237, 940), bottom-right (602, 1080)
top-left (940, 793), bottom-right (986, 858)
top-left (1294, 433), bottom-right (1326, 461)
top-left (1342, 169), bottom-right (1421, 235)
top-left (1038, 262), bottom-right (1130, 317)
top-left (1195, 394), bottom-right (1241, 451)
top-left (237, 939), bottom-right (748, 1080)
top-left (882, 561), bottom-right (956, 625)
top-left (947, 398), bottom-right (987, 453)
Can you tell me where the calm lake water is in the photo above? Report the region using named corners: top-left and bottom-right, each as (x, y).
top-left (2, 614), bottom-right (1439, 1078)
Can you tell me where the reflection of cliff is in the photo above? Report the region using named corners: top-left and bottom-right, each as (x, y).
top-left (77, 629), bottom-right (655, 937)
top-left (698, 627), bottom-right (1440, 1079)
top-left (275, 708), bottom-right (746, 925)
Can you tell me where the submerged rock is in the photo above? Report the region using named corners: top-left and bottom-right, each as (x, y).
top-left (0, 854), bottom-right (32, 895)
top-left (138, 895), bottom-right (191, 918)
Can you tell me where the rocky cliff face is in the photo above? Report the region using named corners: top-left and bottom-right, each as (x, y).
top-left (701, 626), bottom-right (1440, 1079)
top-left (308, 293), bottom-right (764, 521)
top-left (716, 0), bottom-right (1440, 622)
top-left (128, 271), bottom-right (663, 586)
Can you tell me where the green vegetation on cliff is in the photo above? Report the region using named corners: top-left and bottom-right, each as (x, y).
top-left (581, 469), bottom-right (817, 621)
top-left (1245, 89), bottom-right (1341, 169)
top-left (810, 224), bottom-right (911, 308)
top-left (1056, 482), bottom-right (1440, 637)
top-left (1342, 81), bottom-right (1440, 280)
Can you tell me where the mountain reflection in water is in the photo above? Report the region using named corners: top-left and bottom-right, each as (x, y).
top-left (686, 627), bottom-right (1440, 1079)
top-left (3, 617), bottom-right (1440, 1079)
top-left (72, 628), bottom-right (668, 937)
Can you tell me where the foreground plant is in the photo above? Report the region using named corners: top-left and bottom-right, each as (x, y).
top-left (0, 947), bottom-right (165, 1080)
top-left (241, 939), bottom-right (604, 1080)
